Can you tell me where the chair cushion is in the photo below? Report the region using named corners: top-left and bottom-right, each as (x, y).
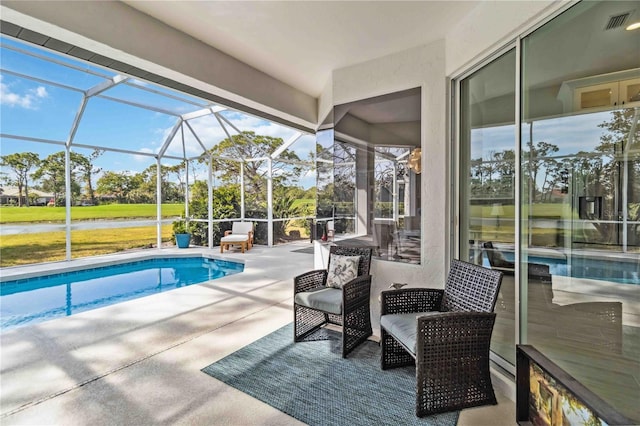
top-left (221, 234), bottom-right (249, 243)
top-left (294, 288), bottom-right (342, 315)
top-left (381, 312), bottom-right (440, 356)
top-left (231, 222), bottom-right (253, 234)
top-left (326, 254), bottom-right (360, 288)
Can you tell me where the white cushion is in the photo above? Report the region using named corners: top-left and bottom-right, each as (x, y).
top-left (327, 254), bottom-right (360, 288)
top-left (294, 288), bottom-right (342, 315)
top-left (231, 222), bottom-right (253, 234)
top-left (221, 235), bottom-right (248, 243)
top-left (221, 222), bottom-right (253, 243)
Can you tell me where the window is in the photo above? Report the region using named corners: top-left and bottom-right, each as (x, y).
top-left (323, 88), bottom-right (422, 264)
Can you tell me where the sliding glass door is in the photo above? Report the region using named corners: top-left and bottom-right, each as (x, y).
top-left (459, 48), bottom-right (517, 364)
top-left (456, 1), bottom-right (639, 421)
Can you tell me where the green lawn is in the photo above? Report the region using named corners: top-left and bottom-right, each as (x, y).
top-left (0, 200), bottom-right (581, 266)
top-left (0, 225), bottom-right (174, 267)
top-left (0, 204), bottom-right (185, 224)
top-left (469, 203), bottom-right (571, 219)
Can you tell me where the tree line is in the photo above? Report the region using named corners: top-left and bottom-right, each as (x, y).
top-left (1, 131), bottom-right (317, 245)
top-left (0, 149), bottom-right (187, 206)
top-left (470, 109), bottom-right (639, 208)
top-left (0, 131), bottom-right (315, 208)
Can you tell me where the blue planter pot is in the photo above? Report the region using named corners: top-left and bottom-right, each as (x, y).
top-left (175, 233), bottom-right (191, 248)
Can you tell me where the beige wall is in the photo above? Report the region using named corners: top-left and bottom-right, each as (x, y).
top-left (324, 1), bottom-right (565, 332)
top-left (446, 0), bottom-right (562, 76)
top-left (328, 40), bottom-right (449, 330)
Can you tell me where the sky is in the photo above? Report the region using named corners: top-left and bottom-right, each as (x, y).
top-left (0, 35), bottom-right (632, 192)
top-left (470, 111), bottom-right (616, 161)
top-left (0, 36), bottom-right (317, 188)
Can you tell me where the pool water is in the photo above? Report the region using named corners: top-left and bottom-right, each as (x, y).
top-left (0, 257), bottom-right (243, 330)
top-left (484, 252), bottom-right (639, 285)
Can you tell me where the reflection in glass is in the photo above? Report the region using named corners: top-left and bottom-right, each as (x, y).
top-left (522, 1), bottom-right (639, 421)
top-left (459, 49), bottom-right (516, 363)
top-left (320, 88), bottom-right (422, 263)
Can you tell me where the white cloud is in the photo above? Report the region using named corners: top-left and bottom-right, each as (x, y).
top-left (35, 86), bottom-right (48, 98)
top-left (154, 110), bottom-right (304, 160)
top-left (133, 147), bottom-right (155, 163)
top-left (0, 76), bottom-right (48, 109)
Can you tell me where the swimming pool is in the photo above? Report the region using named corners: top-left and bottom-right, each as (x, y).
top-left (484, 252), bottom-right (639, 285)
top-left (0, 256), bottom-right (244, 330)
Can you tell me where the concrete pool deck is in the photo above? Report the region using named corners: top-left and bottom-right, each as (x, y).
top-left (0, 242), bottom-right (515, 425)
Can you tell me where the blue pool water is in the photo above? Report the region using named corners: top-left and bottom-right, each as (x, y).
top-left (485, 253), bottom-right (639, 285)
top-left (0, 257), bottom-right (244, 330)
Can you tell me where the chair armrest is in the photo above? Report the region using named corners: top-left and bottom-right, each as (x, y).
top-left (528, 262), bottom-right (551, 282)
top-left (224, 230), bottom-right (233, 236)
top-left (342, 274), bottom-right (371, 305)
top-left (381, 288), bottom-right (444, 315)
top-left (488, 265), bottom-right (515, 275)
top-left (294, 269), bottom-right (328, 293)
top-left (415, 312), bottom-right (496, 360)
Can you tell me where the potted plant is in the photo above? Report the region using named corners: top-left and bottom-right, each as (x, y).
top-left (172, 218), bottom-right (192, 248)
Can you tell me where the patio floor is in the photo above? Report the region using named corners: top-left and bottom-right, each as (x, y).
top-left (0, 241), bottom-right (515, 425)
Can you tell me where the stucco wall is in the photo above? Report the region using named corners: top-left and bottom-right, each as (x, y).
top-left (330, 41), bottom-right (449, 332)
top-left (326, 1), bottom-right (566, 333)
top-left (446, 0), bottom-right (562, 76)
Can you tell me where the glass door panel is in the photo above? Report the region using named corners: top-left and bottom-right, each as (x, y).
top-left (459, 49), bottom-right (516, 363)
top-left (521, 1), bottom-right (640, 420)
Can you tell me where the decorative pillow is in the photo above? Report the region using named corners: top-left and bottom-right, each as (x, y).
top-left (327, 254), bottom-right (361, 289)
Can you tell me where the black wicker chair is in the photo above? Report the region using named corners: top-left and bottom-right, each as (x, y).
top-left (483, 241), bottom-right (552, 283)
top-left (380, 259), bottom-right (503, 417)
top-left (294, 245), bottom-right (373, 358)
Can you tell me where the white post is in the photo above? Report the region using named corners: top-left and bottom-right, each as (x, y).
top-left (208, 155), bottom-right (214, 249)
top-left (156, 157), bottom-right (162, 249)
top-left (240, 160), bottom-right (245, 219)
top-left (65, 148), bottom-right (72, 260)
top-left (267, 157), bottom-right (273, 247)
top-left (181, 125), bottom-right (189, 220)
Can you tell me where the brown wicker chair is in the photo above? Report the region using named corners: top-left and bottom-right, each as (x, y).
top-left (380, 259), bottom-right (503, 417)
top-left (294, 245), bottom-right (373, 358)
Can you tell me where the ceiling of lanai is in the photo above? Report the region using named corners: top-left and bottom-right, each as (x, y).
top-left (122, 1), bottom-right (481, 98)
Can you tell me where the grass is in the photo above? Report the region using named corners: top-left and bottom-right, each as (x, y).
top-left (0, 204), bottom-right (185, 224)
top-left (0, 225), bottom-right (173, 267)
top-left (469, 203), bottom-right (570, 219)
top-left (0, 200), bottom-right (597, 267)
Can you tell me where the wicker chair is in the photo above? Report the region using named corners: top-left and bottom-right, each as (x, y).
top-left (482, 241), bottom-right (551, 283)
top-left (380, 259), bottom-right (503, 417)
top-left (294, 245), bottom-right (373, 358)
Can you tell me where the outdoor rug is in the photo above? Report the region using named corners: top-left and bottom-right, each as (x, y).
top-left (201, 323), bottom-right (459, 426)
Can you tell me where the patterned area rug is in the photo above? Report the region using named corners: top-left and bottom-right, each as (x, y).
top-left (201, 324), bottom-right (459, 426)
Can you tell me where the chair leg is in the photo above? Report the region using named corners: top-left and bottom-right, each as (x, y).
top-left (294, 305), bottom-right (327, 342)
top-left (415, 357), bottom-right (497, 417)
top-left (414, 313), bottom-right (497, 417)
top-left (342, 301), bottom-right (372, 358)
top-left (381, 328), bottom-right (415, 369)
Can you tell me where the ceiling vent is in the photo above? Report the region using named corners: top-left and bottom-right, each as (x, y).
top-left (604, 12), bottom-right (631, 30)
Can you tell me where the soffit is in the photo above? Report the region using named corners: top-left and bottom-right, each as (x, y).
top-left (123, 1), bottom-right (481, 98)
